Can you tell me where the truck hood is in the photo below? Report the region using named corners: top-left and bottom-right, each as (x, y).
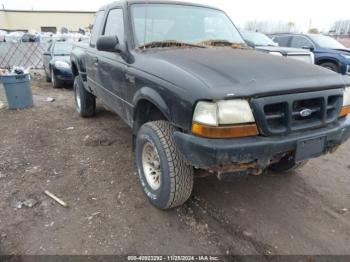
top-left (255, 46), bottom-right (311, 55)
top-left (51, 55), bottom-right (71, 64)
top-left (318, 48), bottom-right (350, 55)
top-left (134, 48), bottom-right (349, 98)
top-left (334, 48), bottom-right (350, 54)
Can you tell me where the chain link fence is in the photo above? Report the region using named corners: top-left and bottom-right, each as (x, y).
top-left (0, 43), bottom-right (49, 69)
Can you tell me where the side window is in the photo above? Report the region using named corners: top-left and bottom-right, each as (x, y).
top-left (273, 36), bottom-right (290, 47)
top-left (291, 36), bottom-right (313, 48)
top-left (90, 11), bottom-right (105, 46)
top-left (103, 9), bottom-right (124, 43)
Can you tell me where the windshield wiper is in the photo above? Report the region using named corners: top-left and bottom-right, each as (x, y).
top-left (137, 40), bottom-right (205, 50)
top-left (196, 39), bottom-right (249, 49)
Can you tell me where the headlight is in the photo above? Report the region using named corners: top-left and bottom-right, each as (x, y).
top-left (269, 52), bottom-right (283, 56)
top-left (340, 87), bottom-right (350, 117)
top-left (217, 100), bottom-right (256, 125)
top-left (343, 87), bottom-right (350, 106)
top-left (55, 61), bottom-right (70, 69)
top-left (192, 100), bottom-right (258, 138)
top-left (341, 54), bottom-right (350, 60)
top-left (192, 101), bottom-right (218, 126)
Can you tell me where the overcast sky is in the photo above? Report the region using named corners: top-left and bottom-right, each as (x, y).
top-left (1, 0), bottom-right (350, 32)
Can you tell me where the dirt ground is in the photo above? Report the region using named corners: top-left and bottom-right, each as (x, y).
top-left (0, 74), bottom-right (350, 256)
top-left (338, 38), bottom-right (350, 48)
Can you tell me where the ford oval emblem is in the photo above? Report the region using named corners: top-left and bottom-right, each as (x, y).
top-left (300, 109), bottom-right (313, 117)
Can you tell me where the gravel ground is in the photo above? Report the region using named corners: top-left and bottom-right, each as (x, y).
top-left (0, 75), bottom-right (350, 256)
top-left (338, 38), bottom-right (350, 48)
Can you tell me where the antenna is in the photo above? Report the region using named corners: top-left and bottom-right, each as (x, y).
top-left (143, 1), bottom-right (149, 50)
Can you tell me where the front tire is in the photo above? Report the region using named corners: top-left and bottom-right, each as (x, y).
top-left (74, 75), bottom-right (96, 117)
top-left (136, 121), bottom-right (194, 210)
top-left (269, 155), bottom-right (308, 173)
top-left (320, 62), bottom-right (339, 73)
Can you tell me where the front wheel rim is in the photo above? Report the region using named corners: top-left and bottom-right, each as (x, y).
top-left (51, 69), bottom-right (55, 86)
top-left (142, 142), bottom-right (162, 191)
top-left (75, 85), bottom-right (81, 112)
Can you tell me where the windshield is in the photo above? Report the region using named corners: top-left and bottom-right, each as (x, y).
top-left (53, 42), bottom-right (73, 55)
top-left (308, 35), bottom-right (346, 49)
top-left (242, 32), bottom-right (277, 46)
top-left (131, 4), bottom-right (245, 48)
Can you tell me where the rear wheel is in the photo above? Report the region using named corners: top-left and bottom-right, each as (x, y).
top-left (51, 68), bottom-right (61, 88)
top-left (74, 75), bottom-right (96, 117)
top-left (44, 67), bottom-right (51, 82)
top-left (136, 121), bottom-right (193, 210)
top-left (320, 62), bottom-right (339, 73)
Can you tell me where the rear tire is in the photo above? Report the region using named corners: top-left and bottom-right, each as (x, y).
top-left (44, 68), bottom-right (51, 82)
top-left (269, 155), bottom-right (308, 173)
top-left (320, 62), bottom-right (339, 73)
top-left (136, 121), bottom-right (194, 210)
top-left (74, 75), bottom-right (96, 117)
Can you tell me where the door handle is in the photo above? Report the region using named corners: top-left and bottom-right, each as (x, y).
top-left (92, 57), bottom-right (99, 64)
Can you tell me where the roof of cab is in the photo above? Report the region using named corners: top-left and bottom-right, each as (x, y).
top-left (98, 0), bottom-right (220, 11)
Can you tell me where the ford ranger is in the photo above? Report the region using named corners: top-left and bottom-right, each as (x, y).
top-left (71, 0), bottom-right (350, 210)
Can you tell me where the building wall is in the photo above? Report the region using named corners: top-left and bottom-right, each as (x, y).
top-left (0, 10), bottom-right (96, 32)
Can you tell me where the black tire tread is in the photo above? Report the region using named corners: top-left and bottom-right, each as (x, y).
top-left (145, 121), bottom-right (193, 209)
top-left (269, 159), bottom-right (308, 173)
top-left (51, 68), bottom-right (60, 88)
top-left (44, 68), bottom-right (51, 82)
top-left (74, 75), bottom-right (96, 118)
top-left (320, 62), bottom-right (339, 73)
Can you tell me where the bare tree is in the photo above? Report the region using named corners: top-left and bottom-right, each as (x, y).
top-left (287, 22), bottom-right (295, 32)
top-left (243, 20), bottom-right (299, 34)
top-left (331, 20), bottom-right (350, 36)
top-left (308, 28), bottom-right (319, 34)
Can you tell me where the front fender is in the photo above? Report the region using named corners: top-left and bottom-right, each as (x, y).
top-left (315, 53), bottom-right (341, 66)
top-left (132, 86), bottom-right (171, 121)
top-left (70, 47), bottom-right (87, 80)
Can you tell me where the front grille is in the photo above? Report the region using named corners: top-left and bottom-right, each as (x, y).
top-left (251, 89), bottom-right (343, 136)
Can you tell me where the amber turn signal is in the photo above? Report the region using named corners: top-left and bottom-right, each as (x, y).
top-left (340, 105), bottom-right (350, 117)
top-left (192, 122), bottom-right (259, 139)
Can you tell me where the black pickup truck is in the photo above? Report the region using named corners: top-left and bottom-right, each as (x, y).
top-left (71, 0), bottom-right (350, 210)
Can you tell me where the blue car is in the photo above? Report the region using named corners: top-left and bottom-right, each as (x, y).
top-left (43, 41), bottom-right (74, 88)
top-left (271, 33), bottom-right (350, 75)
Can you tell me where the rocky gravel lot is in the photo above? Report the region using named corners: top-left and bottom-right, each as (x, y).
top-left (0, 76), bottom-right (350, 256)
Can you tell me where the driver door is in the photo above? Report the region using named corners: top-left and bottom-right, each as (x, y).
top-left (95, 8), bottom-right (128, 121)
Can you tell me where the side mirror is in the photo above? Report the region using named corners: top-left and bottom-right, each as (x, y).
top-left (302, 45), bottom-right (314, 51)
top-left (244, 40), bottom-right (255, 48)
top-left (96, 35), bottom-right (120, 52)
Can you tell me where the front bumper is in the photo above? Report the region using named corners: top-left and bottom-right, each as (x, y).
top-left (174, 117), bottom-right (350, 171)
top-left (53, 67), bottom-right (73, 82)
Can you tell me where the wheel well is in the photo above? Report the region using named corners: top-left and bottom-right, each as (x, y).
top-left (71, 62), bottom-right (79, 77)
top-left (316, 59), bottom-right (339, 67)
top-left (133, 100), bottom-right (168, 134)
